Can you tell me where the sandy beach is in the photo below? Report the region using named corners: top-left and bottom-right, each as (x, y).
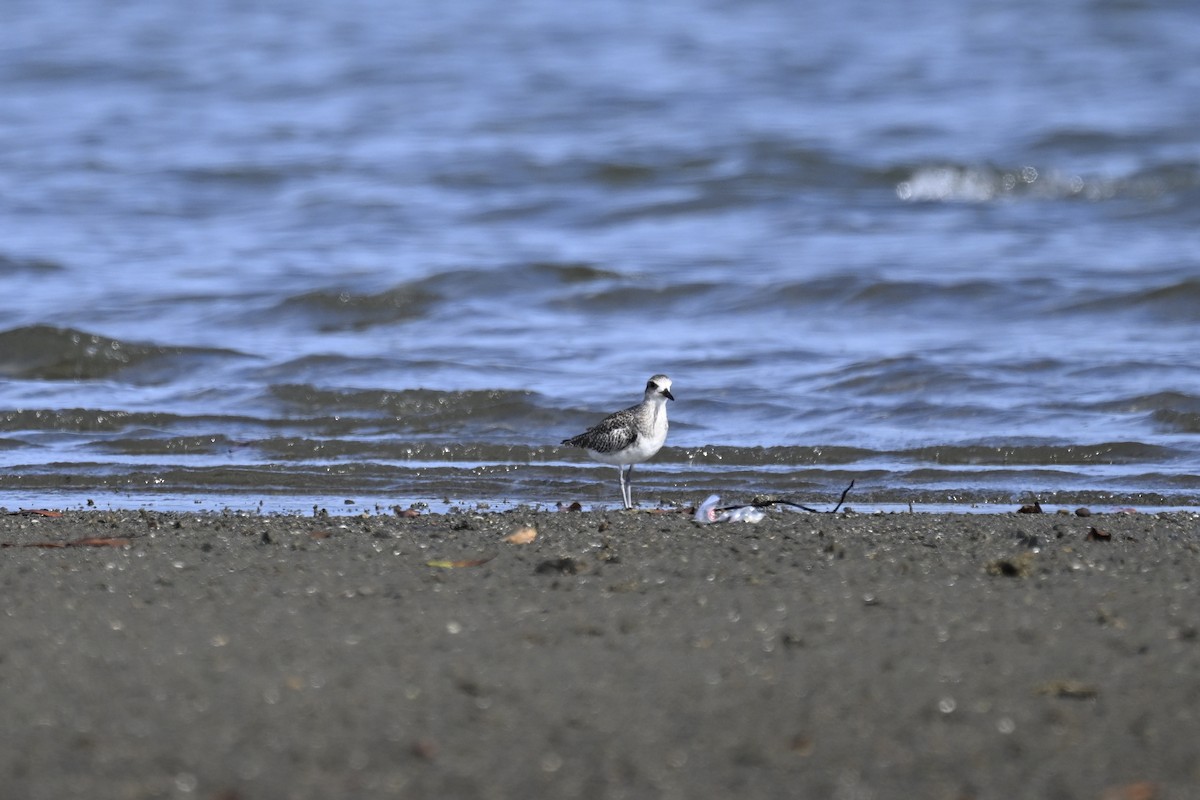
top-left (2, 505), bottom-right (1198, 799)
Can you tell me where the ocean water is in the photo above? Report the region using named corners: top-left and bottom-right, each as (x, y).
top-left (2, 0), bottom-right (1199, 512)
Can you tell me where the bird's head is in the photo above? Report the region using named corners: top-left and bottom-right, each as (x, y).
top-left (646, 374), bottom-right (674, 402)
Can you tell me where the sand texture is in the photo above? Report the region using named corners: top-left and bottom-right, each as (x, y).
top-left (1, 507), bottom-right (1198, 799)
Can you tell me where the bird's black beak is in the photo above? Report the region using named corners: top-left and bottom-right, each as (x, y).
top-left (663, 388), bottom-right (675, 401)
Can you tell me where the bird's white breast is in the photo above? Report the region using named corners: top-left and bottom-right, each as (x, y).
top-left (586, 400), bottom-right (668, 467)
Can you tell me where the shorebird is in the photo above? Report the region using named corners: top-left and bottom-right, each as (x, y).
top-left (561, 374), bottom-right (674, 509)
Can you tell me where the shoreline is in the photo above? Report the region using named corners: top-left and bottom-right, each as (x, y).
top-left (3, 508), bottom-right (1198, 798)
top-left (5, 491), bottom-right (1200, 520)
top-left (4, 477), bottom-right (1200, 519)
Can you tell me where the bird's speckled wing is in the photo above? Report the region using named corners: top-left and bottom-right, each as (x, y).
top-left (561, 406), bottom-right (639, 453)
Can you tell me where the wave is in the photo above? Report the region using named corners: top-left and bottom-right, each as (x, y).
top-left (436, 136), bottom-right (1200, 219)
top-left (265, 384), bottom-right (552, 434)
top-left (5, 402), bottom-right (1180, 470)
top-left (277, 269), bottom-right (1029, 324)
top-left (0, 325), bottom-right (245, 382)
top-left (1056, 279), bottom-right (1200, 323)
top-left (893, 160), bottom-right (1200, 204)
top-left (3, 397), bottom-right (1196, 504)
top-left (439, 139), bottom-right (864, 193)
top-left (677, 441), bottom-right (1184, 467)
top-left (540, 269), bottom-right (1068, 321)
top-left (538, 268), bottom-right (1200, 327)
top-left (270, 286), bottom-right (436, 332)
top-left (1091, 391), bottom-right (1200, 414)
top-left (261, 261), bottom-right (626, 331)
top-left (0, 253), bottom-right (65, 275)
top-left (2, 459), bottom-right (1196, 510)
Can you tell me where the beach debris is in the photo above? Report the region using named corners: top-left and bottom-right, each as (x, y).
top-left (556, 501), bottom-right (583, 512)
top-left (1013, 529), bottom-right (1040, 548)
top-left (1075, 507), bottom-right (1092, 517)
top-left (9, 509), bottom-right (64, 517)
top-left (1100, 782), bottom-right (1157, 800)
top-left (411, 739), bottom-right (439, 761)
top-left (309, 529), bottom-right (333, 540)
top-left (1017, 501), bottom-right (1043, 514)
top-left (1086, 527), bottom-right (1112, 542)
top-left (70, 536), bottom-right (132, 547)
top-left (695, 495), bottom-right (765, 524)
top-left (504, 526), bottom-right (538, 544)
top-left (426, 557), bottom-right (493, 569)
top-left (535, 557), bottom-right (586, 575)
top-left (986, 551), bottom-right (1035, 577)
top-left (1, 535), bottom-right (132, 549)
top-left (787, 734), bottom-right (814, 757)
top-left (721, 504), bottom-right (765, 523)
top-left (1169, 624), bottom-right (1199, 641)
top-left (1035, 679), bottom-right (1099, 699)
top-left (694, 480), bottom-right (856, 524)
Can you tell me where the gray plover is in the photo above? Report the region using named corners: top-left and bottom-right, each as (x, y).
top-left (561, 374), bottom-right (674, 509)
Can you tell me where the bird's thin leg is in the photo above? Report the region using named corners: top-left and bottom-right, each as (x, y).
top-left (624, 464), bottom-right (634, 509)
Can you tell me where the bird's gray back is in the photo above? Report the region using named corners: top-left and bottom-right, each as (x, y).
top-left (562, 403), bottom-right (645, 453)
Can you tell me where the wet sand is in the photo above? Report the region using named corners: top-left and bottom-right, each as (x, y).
top-left (2, 506), bottom-right (1198, 799)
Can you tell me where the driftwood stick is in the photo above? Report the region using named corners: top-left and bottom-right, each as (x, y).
top-left (717, 479), bottom-right (856, 515)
